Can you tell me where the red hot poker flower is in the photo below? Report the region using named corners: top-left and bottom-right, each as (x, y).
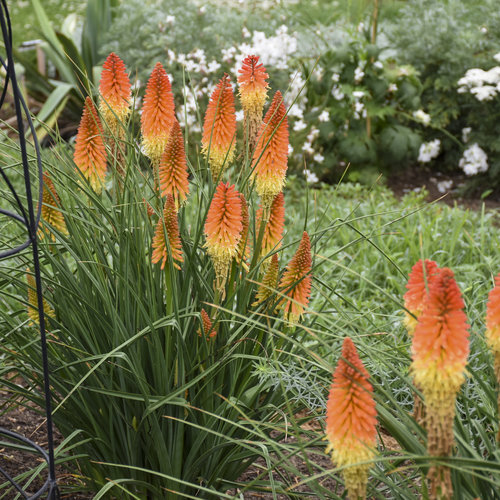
top-left (251, 91), bottom-right (289, 210)
top-left (159, 120), bottom-right (190, 207)
top-left (26, 270), bottom-right (55, 326)
top-left (253, 253), bottom-right (279, 307)
top-left (141, 62), bottom-right (176, 164)
top-left (202, 74), bottom-right (237, 181)
top-left (39, 173), bottom-right (68, 240)
top-left (151, 195), bottom-right (184, 270)
top-left (204, 182), bottom-right (242, 295)
top-left (257, 192), bottom-right (285, 257)
top-left (73, 97), bottom-right (107, 193)
top-left (403, 259), bottom-right (440, 335)
top-left (278, 231), bottom-right (312, 323)
top-left (411, 268), bottom-right (469, 498)
top-left (326, 337), bottom-right (377, 500)
top-left (99, 52), bottom-right (131, 131)
top-left (198, 308), bottom-right (217, 340)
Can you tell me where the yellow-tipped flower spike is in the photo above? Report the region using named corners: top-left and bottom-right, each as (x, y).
top-left (238, 55), bottom-right (269, 148)
top-left (251, 91), bottom-right (289, 210)
top-left (236, 193), bottom-right (250, 266)
top-left (278, 231), bottom-right (312, 323)
top-left (141, 62), bottom-right (176, 165)
top-left (99, 52), bottom-right (131, 133)
top-left (73, 97), bottom-right (107, 193)
top-left (326, 337), bottom-right (377, 500)
top-left (411, 268), bottom-right (469, 499)
top-left (403, 259), bottom-right (440, 335)
top-left (159, 120), bottom-right (190, 207)
top-left (39, 173), bottom-right (68, 241)
top-left (151, 195), bottom-right (184, 270)
top-left (253, 253), bottom-right (279, 307)
top-left (204, 182), bottom-right (243, 296)
top-left (26, 270), bottom-right (55, 326)
top-left (257, 192), bottom-right (285, 257)
top-left (198, 308), bottom-right (217, 340)
top-left (201, 74), bottom-right (237, 181)
top-left (485, 271), bottom-right (500, 440)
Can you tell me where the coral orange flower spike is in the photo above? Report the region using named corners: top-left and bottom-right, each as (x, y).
top-left (201, 73), bottom-right (237, 181)
top-left (403, 259), bottom-right (440, 335)
top-left (251, 91), bottom-right (289, 210)
top-left (159, 120), bottom-right (190, 207)
top-left (238, 55), bottom-right (269, 148)
top-left (278, 231), bottom-right (312, 323)
top-left (141, 62), bottom-right (176, 164)
top-left (485, 271), bottom-right (500, 440)
top-left (326, 337), bottom-right (377, 500)
top-left (257, 192), bottom-right (285, 257)
top-left (411, 267), bottom-right (469, 499)
top-left (204, 182), bottom-right (243, 296)
top-left (39, 173), bottom-right (68, 240)
top-left (99, 52), bottom-right (131, 132)
top-left (151, 195), bottom-right (184, 270)
top-left (73, 97), bottom-right (107, 193)
top-left (199, 308), bottom-right (217, 340)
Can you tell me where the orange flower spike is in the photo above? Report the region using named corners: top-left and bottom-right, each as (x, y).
top-left (251, 91), bottom-right (289, 210)
top-left (198, 308), bottom-right (217, 340)
top-left (485, 272), bottom-right (500, 440)
top-left (159, 120), bottom-right (190, 207)
top-left (403, 259), bottom-right (440, 335)
top-left (73, 97), bottom-right (107, 193)
top-left (201, 74), bottom-right (237, 181)
top-left (40, 173), bottom-right (68, 240)
top-left (151, 195), bottom-right (183, 270)
top-left (238, 55), bottom-right (269, 119)
top-left (99, 52), bottom-right (131, 131)
top-left (236, 193), bottom-right (250, 265)
top-left (141, 62), bottom-right (176, 164)
top-left (27, 270), bottom-right (55, 326)
top-left (257, 192), bottom-right (285, 257)
top-left (411, 268), bottom-right (469, 499)
top-left (204, 182), bottom-right (243, 296)
top-left (326, 337), bottom-right (377, 500)
top-left (253, 253), bottom-right (279, 306)
top-left (279, 231), bottom-right (312, 323)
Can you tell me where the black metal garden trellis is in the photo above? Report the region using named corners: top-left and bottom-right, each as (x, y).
top-left (0, 0), bottom-right (59, 498)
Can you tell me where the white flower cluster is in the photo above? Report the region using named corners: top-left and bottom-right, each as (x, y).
top-left (302, 127), bottom-right (319, 155)
top-left (458, 143), bottom-right (488, 176)
top-left (413, 109), bottom-right (431, 126)
top-left (351, 90), bottom-right (366, 120)
top-left (458, 53), bottom-right (500, 101)
top-left (418, 139), bottom-right (440, 163)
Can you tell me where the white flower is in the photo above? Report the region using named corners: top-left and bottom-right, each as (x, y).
top-left (303, 168), bottom-right (319, 183)
top-left (288, 144), bottom-right (294, 155)
top-left (436, 180), bottom-right (453, 193)
top-left (459, 143), bottom-right (488, 175)
top-left (313, 153), bottom-right (324, 163)
top-left (235, 110), bottom-right (244, 122)
top-left (331, 86), bottom-right (344, 101)
top-left (242, 26), bottom-right (251, 39)
top-left (318, 110), bottom-right (330, 122)
top-left (373, 61), bottom-right (383, 69)
top-left (388, 83), bottom-right (398, 92)
top-left (418, 139), bottom-right (441, 163)
top-left (354, 66), bottom-right (364, 83)
top-left (494, 52), bottom-right (500, 63)
top-left (288, 104), bottom-right (304, 119)
top-left (470, 85), bottom-right (497, 101)
top-left (462, 127), bottom-right (472, 143)
top-left (293, 119), bottom-right (307, 132)
top-left (207, 60), bottom-right (221, 74)
top-left (331, 73), bottom-right (340, 83)
top-left (352, 90), bottom-right (364, 100)
top-left (413, 109), bottom-right (431, 126)
top-left (165, 15), bottom-right (175, 25)
top-left (302, 143), bottom-right (314, 155)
